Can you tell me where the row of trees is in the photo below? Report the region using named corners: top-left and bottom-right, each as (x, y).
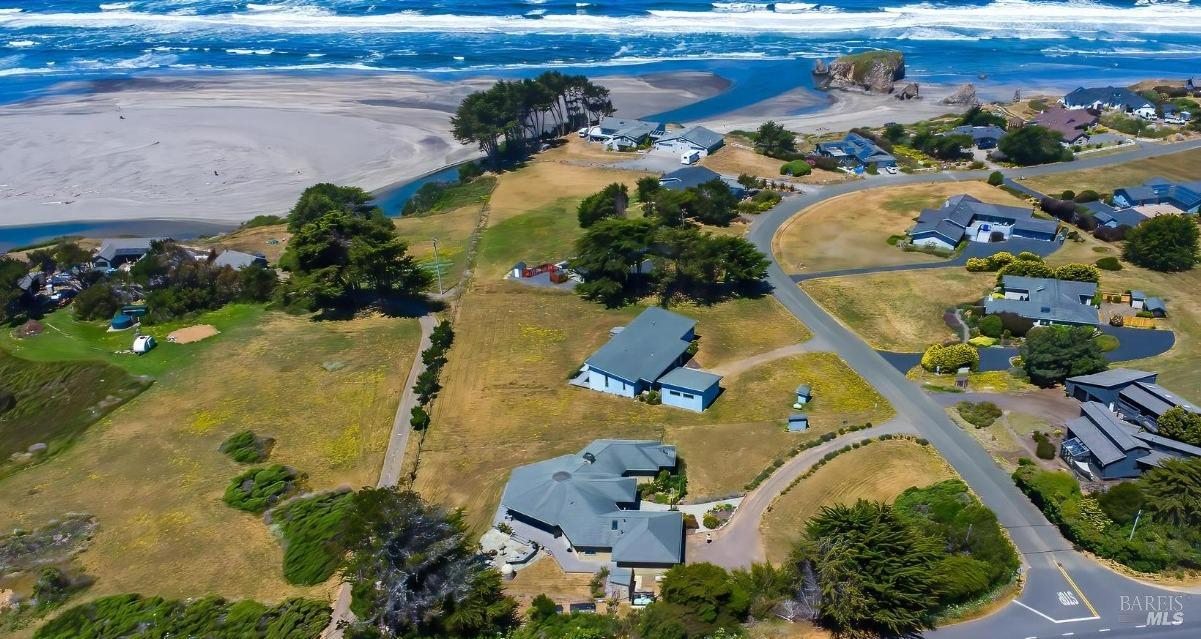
top-left (451, 72), bottom-right (614, 159)
top-left (571, 217), bottom-right (769, 307)
top-left (635, 176), bottom-right (741, 227)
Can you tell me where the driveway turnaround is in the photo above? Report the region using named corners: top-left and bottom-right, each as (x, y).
top-left (747, 140), bottom-right (1201, 639)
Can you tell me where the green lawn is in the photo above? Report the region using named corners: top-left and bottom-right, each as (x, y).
top-left (476, 196), bottom-right (584, 279)
top-left (0, 304), bottom-right (266, 379)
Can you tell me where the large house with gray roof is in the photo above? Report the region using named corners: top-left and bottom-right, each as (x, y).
top-left (1065, 368), bottom-right (1199, 433)
top-left (1062, 402), bottom-right (1200, 480)
top-left (816, 132), bottom-right (896, 169)
top-left (1061, 86), bottom-right (1155, 119)
top-left (908, 194), bottom-right (1060, 252)
top-left (588, 117), bottom-right (665, 150)
top-left (92, 238), bottom-right (158, 269)
top-left (581, 307), bottom-right (722, 411)
top-left (654, 126), bottom-right (725, 157)
top-left (499, 440), bottom-right (684, 568)
top-left (948, 125), bottom-right (1006, 149)
top-left (984, 276), bottom-right (1099, 327)
top-left (1112, 178), bottom-right (1201, 214)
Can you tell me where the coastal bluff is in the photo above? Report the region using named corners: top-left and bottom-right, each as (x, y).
top-left (814, 50), bottom-right (906, 94)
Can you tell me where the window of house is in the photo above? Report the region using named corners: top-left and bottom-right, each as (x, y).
top-left (682, 393), bottom-right (694, 399)
top-left (669, 390), bottom-right (681, 397)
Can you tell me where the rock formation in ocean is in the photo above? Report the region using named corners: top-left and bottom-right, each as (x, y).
top-left (895, 82), bottom-right (920, 100)
top-left (819, 50), bottom-right (905, 94)
top-left (813, 58), bottom-right (829, 76)
top-left (942, 83), bottom-right (979, 106)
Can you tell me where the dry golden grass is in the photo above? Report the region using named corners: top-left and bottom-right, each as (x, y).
top-left (1021, 147), bottom-right (1201, 196)
top-left (0, 312), bottom-right (419, 603)
top-left (505, 558), bottom-right (595, 610)
top-left (699, 144), bottom-right (852, 186)
top-left (773, 181), bottom-right (1031, 274)
top-left (746, 619), bottom-right (832, 639)
top-left (411, 284), bottom-right (836, 525)
top-left (199, 224), bottom-right (291, 264)
top-left (392, 201), bottom-right (487, 289)
top-left (759, 440), bottom-right (956, 563)
top-left (802, 268), bottom-right (995, 351)
top-left (488, 161), bottom-right (650, 227)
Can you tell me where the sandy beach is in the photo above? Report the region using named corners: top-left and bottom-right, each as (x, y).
top-left (0, 71), bottom-right (728, 229)
top-left (0, 69), bottom-right (1065, 231)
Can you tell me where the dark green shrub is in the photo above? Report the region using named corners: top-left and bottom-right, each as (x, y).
top-left (1099, 482), bottom-right (1145, 524)
top-left (1032, 432), bottom-right (1056, 460)
top-left (978, 314), bottom-right (1003, 338)
top-left (1060, 190), bottom-right (1076, 201)
top-left (955, 401), bottom-right (1003, 428)
top-left (1096, 256), bottom-right (1122, 271)
top-left (987, 171), bottom-right (1004, 186)
top-left (219, 430), bottom-right (273, 463)
top-left (779, 159), bottom-right (812, 176)
top-left (410, 405), bottom-right (430, 430)
top-left (34, 594), bottom-right (330, 639)
top-left (224, 465), bottom-right (301, 513)
top-left (1074, 190), bottom-right (1100, 203)
top-left (270, 491), bottom-right (355, 586)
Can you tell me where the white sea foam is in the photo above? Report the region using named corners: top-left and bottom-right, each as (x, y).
top-left (226, 48), bottom-right (275, 55)
top-left (99, 2), bottom-right (132, 10)
top-left (6, 39), bottom-right (35, 48)
top-left (2, 1), bottom-right (1201, 39)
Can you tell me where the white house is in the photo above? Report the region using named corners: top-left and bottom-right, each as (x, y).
top-left (582, 307), bottom-right (722, 411)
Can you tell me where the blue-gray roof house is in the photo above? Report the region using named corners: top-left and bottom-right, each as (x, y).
top-left (213, 249), bottom-right (268, 270)
top-left (93, 238), bottom-right (158, 269)
top-left (591, 117), bottom-right (665, 150)
top-left (908, 194), bottom-right (1059, 252)
top-left (655, 126), bottom-right (725, 155)
top-left (1062, 402), bottom-right (1199, 479)
top-left (1065, 368), bottom-right (1159, 408)
top-left (948, 125), bottom-right (1006, 149)
top-left (1061, 86), bottom-right (1156, 118)
top-left (582, 307), bottom-right (722, 411)
top-left (1112, 178), bottom-right (1201, 214)
top-left (499, 440), bottom-right (684, 567)
top-left (1078, 201), bottom-right (1148, 229)
top-left (659, 166), bottom-right (745, 199)
top-left (984, 276), bottom-right (1099, 326)
top-left (816, 132), bottom-right (896, 168)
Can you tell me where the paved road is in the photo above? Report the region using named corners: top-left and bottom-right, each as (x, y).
top-left (322, 313), bottom-right (436, 639)
top-left (746, 141), bottom-right (1201, 639)
top-left (687, 419), bottom-right (916, 568)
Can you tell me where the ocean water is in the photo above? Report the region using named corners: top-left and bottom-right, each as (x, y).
top-left (2, 0), bottom-right (1201, 104)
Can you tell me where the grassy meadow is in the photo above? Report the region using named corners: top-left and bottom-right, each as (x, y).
top-left (0, 310), bottom-right (419, 605)
top-left (773, 181), bottom-right (1031, 274)
top-left (759, 439), bottom-right (956, 563)
top-left (801, 268), bottom-right (994, 352)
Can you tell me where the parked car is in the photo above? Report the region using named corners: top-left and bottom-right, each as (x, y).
top-left (884, 165), bottom-right (899, 175)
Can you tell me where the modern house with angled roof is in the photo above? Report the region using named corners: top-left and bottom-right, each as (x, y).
top-left (908, 194), bottom-right (1060, 252)
top-left (589, 116), bottom-right (665, 150)
top-left (1061, 402), bottom-right (1200, 479)
top-left (499, 440), bottom-right (684, 568)
top-left (1065, 368), bottom-right (1159, 408)
top-left (659, 166), bottom-right (745, 199)
top-left (1112, 178), bottom-right (1201, 214)
top-left (984, 276), bottom-right (1099, 326)
top-left (581, 307), bottom-right (722, 411)
top-left (1077, 200), bottom-right (1147, 229)
top-left (92, 238), bottom-right (158, 269)
top-left (1030, 107), bottom-right (1099, 144)
top-left (948, 125), bottom-right (1006, 149)
top-left (816, 132), bottom-right (896, 169)
top-left (654, 126), bottom-right (725, 156)
top-left (1060, 86), bottom-right (1155, 118)
top-left (212, 249), bottom-right (268, 270)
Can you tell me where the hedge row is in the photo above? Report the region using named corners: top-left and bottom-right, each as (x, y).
top-left (743, 422), bottom-right (875, 491)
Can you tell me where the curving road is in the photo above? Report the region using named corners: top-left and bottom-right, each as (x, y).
top-left (745, 140), bottom-right (1201, 639)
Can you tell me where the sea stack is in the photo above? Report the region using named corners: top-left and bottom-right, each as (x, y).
top-left (821, 50), bottom-right (905, 94)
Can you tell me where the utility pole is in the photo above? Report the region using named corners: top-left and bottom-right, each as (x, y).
top-left (431, 237), bottom-right (444, 296)
top-left (1128, 509), bottom-right (1143, 541)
